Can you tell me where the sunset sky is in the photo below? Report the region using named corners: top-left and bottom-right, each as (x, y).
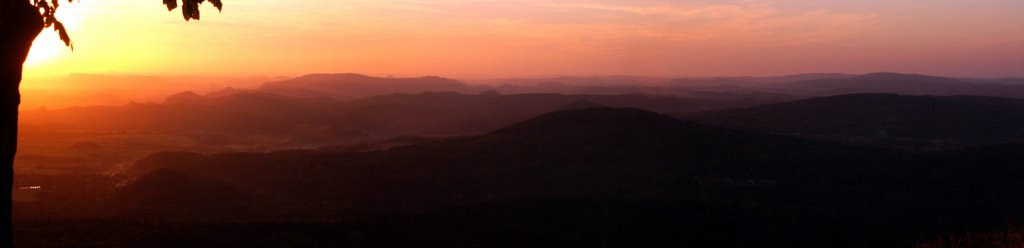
top-left (21, 0), bottom-right (1024, 81)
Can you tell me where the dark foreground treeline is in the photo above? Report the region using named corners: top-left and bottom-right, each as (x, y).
top-left (14, 107), bottom-right (1024, 247)
top-left (9, 198), bottom-right (946, 247)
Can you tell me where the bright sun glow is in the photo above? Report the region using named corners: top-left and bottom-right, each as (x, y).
top-left (24, 2), bottom-right (85, 69)
top-left (24, 32), bottom-right (72, 68)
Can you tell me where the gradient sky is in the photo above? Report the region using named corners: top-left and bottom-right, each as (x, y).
top-left (21, 0), bottom-right (1024, 81)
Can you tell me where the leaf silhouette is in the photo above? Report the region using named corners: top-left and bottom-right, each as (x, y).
top-left (182, 0), bottom-right (202, 21)
top-left (164, 0), bottom-right (178, 11)
top-left (53, 20), bottom-right (73, 50)
top-left (209, 0), bottom-right (223, 11)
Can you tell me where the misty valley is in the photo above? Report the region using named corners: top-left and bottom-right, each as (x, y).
top-left (8, 73), bottom-right (1024, 247)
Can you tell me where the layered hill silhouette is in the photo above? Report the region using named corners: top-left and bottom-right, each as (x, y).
top-left (33, 72), bottom-right (1016, 142)
top-left (685, 93), bottom-right (1024, 149)
top-left (16, 72), bottom-right (1024, 247)
top-left (105, 107), bottom-right (1024, 246)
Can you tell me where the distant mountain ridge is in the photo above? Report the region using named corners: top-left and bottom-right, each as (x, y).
top-left (256, 73), bottom-right (487, 100)
top-left (210, 72), bottom-right (1024, 104)
top-left (779, 72), bottom-right (1024, 98)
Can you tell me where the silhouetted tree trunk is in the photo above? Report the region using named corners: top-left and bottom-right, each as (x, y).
top-left (0, 0), bottom-right (44, 244)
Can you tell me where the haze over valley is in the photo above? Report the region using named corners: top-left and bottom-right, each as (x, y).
top-left (10, 71), bottom-right (1024, 247)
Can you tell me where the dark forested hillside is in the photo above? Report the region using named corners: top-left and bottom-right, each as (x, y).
top-left (18, 107), bottom-right (1004, 246)
top-left (684, 93), bottom-right (1024, 149)
top-left (37, 108), bottom-right (999, 245)
top-left (118, 108), bottom-right (899, 216)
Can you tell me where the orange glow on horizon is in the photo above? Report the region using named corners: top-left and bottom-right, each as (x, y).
top-left (20, 0), bottom-right (1024, 82)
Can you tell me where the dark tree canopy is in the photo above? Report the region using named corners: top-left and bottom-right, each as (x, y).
top-left (32, 0), bottom-right (224, 49)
